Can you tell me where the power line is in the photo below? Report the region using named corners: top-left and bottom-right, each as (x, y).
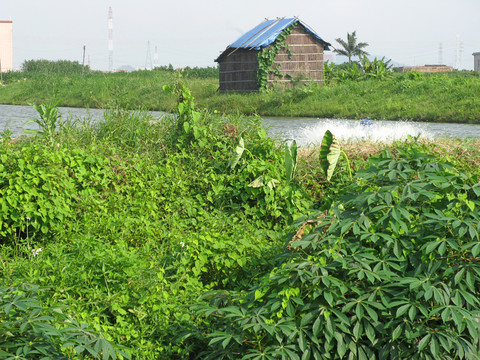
top-left (108, 6), bottom-right (113, 71)
top-left (145, 41), bottom-right (153, 70)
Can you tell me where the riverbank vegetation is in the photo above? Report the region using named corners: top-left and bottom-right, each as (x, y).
top-left (1, 81), bottom-right (480, 358)
top-left (0, 60), bottom-right (479, 123)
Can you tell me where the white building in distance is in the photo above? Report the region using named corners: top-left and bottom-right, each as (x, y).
top-left (473, 52), bottom-right (480, 72)
top-left (0, 20), bottom-right (13, 72)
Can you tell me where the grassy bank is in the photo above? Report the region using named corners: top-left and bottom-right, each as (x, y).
top-left (1, 84), bottom-right (480, 358)
top-left (1, 66), bottom-right (480, 123)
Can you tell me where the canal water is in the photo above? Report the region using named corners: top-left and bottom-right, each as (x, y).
top-left (2, 104), bottom-right (480, 145)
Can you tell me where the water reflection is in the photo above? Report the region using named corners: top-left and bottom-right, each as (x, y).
top-left (1, 104), bottom-right (480, 144)
top-left (0, 104), bottom-right (106, 136)
top-left (263, 117), bottom-right (480, 145)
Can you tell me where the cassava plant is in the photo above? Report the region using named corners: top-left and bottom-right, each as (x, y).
top-left (194, 140), bottom-right (480, 359)
top-left (0, 283), bottom-right (129, 359)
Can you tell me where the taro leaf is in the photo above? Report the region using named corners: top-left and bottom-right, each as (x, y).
top-left (285, 140), bottom-right (297, 184)
top-left (248, 175), bottom-right (265, 188)
top-left (319, 130), bottom-right (341, 181)
top-left (228, 137), bottom-right (244, 170)
top-left (183, 121), bottom-right (191, 134)
top-left (266, 178), bottom-right (280, 190)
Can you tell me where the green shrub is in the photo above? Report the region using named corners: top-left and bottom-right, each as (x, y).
top-left (0, 85), bottom-right (314, 358)
top-left (0, 143), bottom-right (122, 245)
top-left (21, 59), bottom-right (89, 76)
top-left (0, 283), bottom-right (129, 359)
top-left (195, 140), bottom-right (480, 359)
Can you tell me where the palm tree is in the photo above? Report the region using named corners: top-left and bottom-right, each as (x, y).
top-left (333, 31), bottom-right (369, 64)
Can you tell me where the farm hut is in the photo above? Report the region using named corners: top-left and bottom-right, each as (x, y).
top-left (215, 17), bottom-right (331, 92)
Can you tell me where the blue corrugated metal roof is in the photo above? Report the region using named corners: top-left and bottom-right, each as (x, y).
top-left (217, 17), bottom-right (329, 59)
top-left (229, 18), bottom-right (297, 50)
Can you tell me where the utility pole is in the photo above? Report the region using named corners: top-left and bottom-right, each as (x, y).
top-left (454, 36), bottom-right (462, 69)
top-left (145, 41), bottom-right (153, 70)
top-left (82, 45), bottom-right (86, 76)
top-left (438, 43), bottom-right (443, 65)
top-left (154, 45), bottom-right (159, 69)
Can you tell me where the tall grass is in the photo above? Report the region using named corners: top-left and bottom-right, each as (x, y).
top-left (0, 60), bottom-right (479, 123)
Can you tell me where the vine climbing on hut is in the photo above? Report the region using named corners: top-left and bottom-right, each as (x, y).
top-left (256, 23), bottom-right (296, 92)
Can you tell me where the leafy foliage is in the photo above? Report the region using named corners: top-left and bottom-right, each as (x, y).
top-left (0, 283), bottom-right (129, 359)
top-left (2, 64), bottom-right (480, 123)
top-left (24, 97), bottom-right (62, 146)
top-left (21, 59), bottom-right (89, 76)
top-left (153, 65), bottom-right (219, 79)
top-left (0, 85), bottom-right (315, 358)
top-left (359, 55), bottom-right (393, 79)
top-left (324, 56), bottom-right (393, 85)
top-left (2, 83), bottom-right (480, 359)
top-left (0, 143), bottom-right (121, 245)
top-left (195, 140), bottom-right (480, 359)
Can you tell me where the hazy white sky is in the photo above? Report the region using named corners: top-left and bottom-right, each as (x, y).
top-left (1, 0), bottom-right (479, 71)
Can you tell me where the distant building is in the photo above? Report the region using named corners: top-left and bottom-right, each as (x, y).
top-left (395, 65), bottom-right (452, 73)
top-left (0, 20), bottom-right (13, 72)
top-left (473, 52), bottom-right (480, 72)
top-left (215, 17), bottom-right (330, 92)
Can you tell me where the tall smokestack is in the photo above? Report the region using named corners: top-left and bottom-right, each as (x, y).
top-left (108, 6), bottom-right (113, 71)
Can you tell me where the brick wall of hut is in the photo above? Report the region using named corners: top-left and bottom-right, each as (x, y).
top-left (270, 26), bottom-right (325, 87)
top-left (218, 49), bottom-right (259, 92)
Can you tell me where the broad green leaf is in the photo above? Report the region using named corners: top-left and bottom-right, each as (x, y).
top-left (336, 333), bottom-right (347, 358)
top-left (300, 311), bottom-right (316, 327)
top-left (229, 137), bottom-right (245, 170)
top-left (418, 334), bottom-right (431, 351)
top-left (392, 324), bottom-right (402, 341)
top-left (319, 130), bottom-right (341, 181)
top-left (254, 289), bottom-right (265, 301)
top-left (248, 176), bottom-right (264, 188)
top-left (352, 321), bottom-right (362, 340)
top-left (454, 268), bottom-right (465, 285)
top-left (365, 322), bottom-right (375, 344)
top-left (324, 292), bottom-right (333, 306)
top-left (356, 303), bottom-right (364, 321)
top-left (312, 316), bottom-right (322, 337)
top-left (298, 331), bottom-right (307, 352)
top-left (183, 121), bottom-right (190, 134)
top-left (222, 336), bottom-right (232, 349)
top-left (331, 310), bottom-right (350, 326)
top-left (285, 140), bottom-right (297, 184)
top-left (472, 243), bottom-right (480, 257)
top-left (364, 304), bottom-right (378, 322)
top-left (438, 241), bottom-right (447, 256)
top-left (266, 178), bottom-right (280, 190)
top-left (396, 303), bottom-right (410, 317)
top-left (408, 305), bottom-right (417, 321)
top-left (425, 241), bottom-right (441, 254)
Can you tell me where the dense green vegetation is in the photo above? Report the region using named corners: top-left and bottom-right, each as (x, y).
top-left (1, 60), bottom-right (479, 123)
top-left (1, 77), bottom-right (480, 359)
